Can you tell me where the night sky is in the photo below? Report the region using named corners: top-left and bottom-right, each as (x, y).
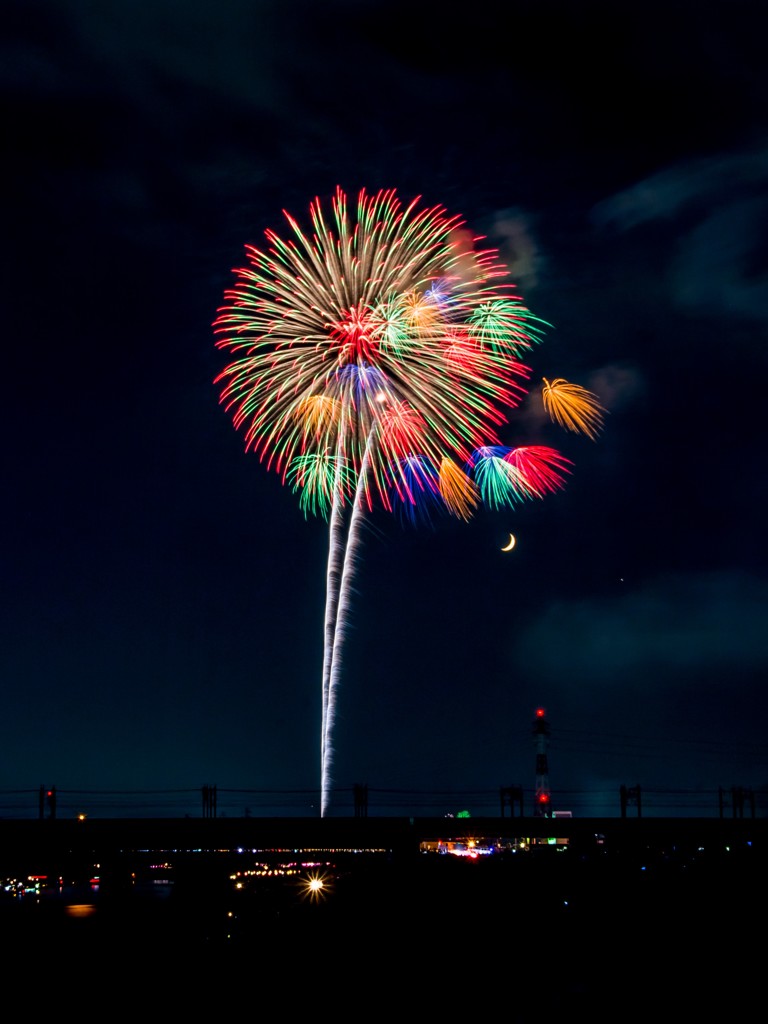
top-left (3, 0), bottom-right (767, 818)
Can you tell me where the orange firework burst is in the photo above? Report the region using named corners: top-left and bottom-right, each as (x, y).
top-left (541, 378), bottom-right (606, 440)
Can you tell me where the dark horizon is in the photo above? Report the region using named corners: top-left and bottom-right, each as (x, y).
top-left (3, 802), bottom-right (764, 1011)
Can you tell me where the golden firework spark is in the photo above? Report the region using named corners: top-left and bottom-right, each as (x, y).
top-left (542, 378), bottom-right (606, 440)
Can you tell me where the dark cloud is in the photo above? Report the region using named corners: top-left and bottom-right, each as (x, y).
top-left (517, 571), bottom-right (768, 687)
top-left (593, 147), bottom-right (768, 327)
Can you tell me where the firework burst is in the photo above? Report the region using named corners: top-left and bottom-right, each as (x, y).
top-left (214, 187), bottom-right (599, 816)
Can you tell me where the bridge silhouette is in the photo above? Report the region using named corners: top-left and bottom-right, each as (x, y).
top-left (2, 781), bottom-right (763, 820)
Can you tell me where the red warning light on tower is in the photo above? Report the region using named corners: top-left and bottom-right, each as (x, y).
top-left (532, 708), bottom-right (551, 817)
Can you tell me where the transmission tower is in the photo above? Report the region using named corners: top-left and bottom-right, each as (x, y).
top-left (533, 707), bottom-right (552, 817)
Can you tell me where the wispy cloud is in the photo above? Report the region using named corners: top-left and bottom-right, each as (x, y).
top-left (592, 148), bottom-right (768, 327)
top-left (515, 570), bottom-right (768, 689)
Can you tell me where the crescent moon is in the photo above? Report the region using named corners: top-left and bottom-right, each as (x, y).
top-left (501, 533), bottom-right (516, 552)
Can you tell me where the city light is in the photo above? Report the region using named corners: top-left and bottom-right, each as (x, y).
top-left (299, 870), bottom-right (332, 903)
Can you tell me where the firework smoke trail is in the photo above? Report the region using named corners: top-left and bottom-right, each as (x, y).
top-left (320, 451), bottom-right (348, 758)
top-left (321, 471), bottom-right (369, 816)
top-left (320, 485), bottom-right (344, 800)
top-left (322, 510), bottom-right (362, 816)
top-left (214, 187), bottom-right (603, 817)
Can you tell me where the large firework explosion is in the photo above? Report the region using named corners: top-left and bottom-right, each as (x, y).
top-left (214, 187), bottom-right (603, 816)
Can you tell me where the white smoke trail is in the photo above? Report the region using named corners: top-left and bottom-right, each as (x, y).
top-left (320, 444), bottom-right (372, 817)
top-left (320, 465), bottom-right (346, 804)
